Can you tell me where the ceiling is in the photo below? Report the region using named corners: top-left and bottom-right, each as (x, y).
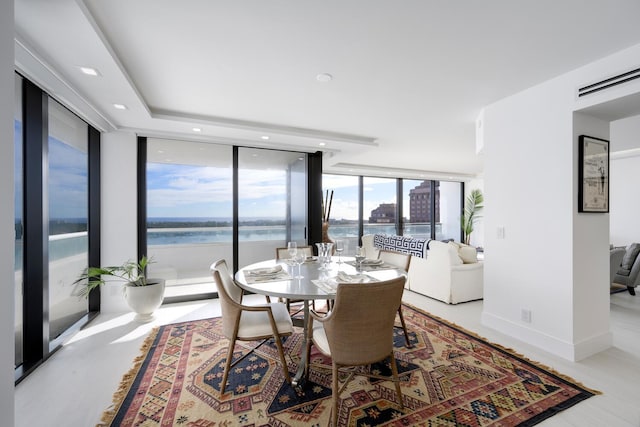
top-left (14, 0), bottom-right (640, 180)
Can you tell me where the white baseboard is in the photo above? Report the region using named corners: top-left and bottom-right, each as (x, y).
top-left (481, 311), bottom-right (612, 361)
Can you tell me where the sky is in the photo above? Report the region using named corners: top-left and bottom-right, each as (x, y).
top-left (15, 119), bottom-right (430, 222)
top-left (146, 165), bottom-right (409, 220)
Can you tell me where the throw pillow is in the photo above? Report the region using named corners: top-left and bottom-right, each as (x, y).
top-left (458, 246), bottom-right (478, 264)
top-left (621, 243), bottom-right (640, 271)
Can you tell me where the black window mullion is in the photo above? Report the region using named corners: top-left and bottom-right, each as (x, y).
top-left (232, 146), bottom-right (239, 273)
top-left (358, 176), bottom-right (364, 245)
top-left (430, 181), bottom-right (437, 240)
top-left (307, 151), bottom-right (323, 249)
top-left (88, 127), bottom-right (101, 312)
top-left (460, 181), bottom-right (466, 243)
top-left (396, 179), bottom-right (403, 235)
top-left (137, 137), bottom-right (147, 262)
top-left (21, 79), bottom-right (49, 369)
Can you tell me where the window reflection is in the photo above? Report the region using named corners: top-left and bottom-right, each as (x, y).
top-left (47, 99), bottom-right (89, 341)
top-left (238, 147), bottom-right (307, 267)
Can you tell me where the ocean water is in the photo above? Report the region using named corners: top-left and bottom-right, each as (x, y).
top-left (14, 223), bottom-right (434, 270)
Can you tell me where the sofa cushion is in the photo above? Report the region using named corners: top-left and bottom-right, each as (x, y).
top-left (621, 243), bottom-right (640, 271)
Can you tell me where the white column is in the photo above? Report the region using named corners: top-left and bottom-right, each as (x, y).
top-left (100, 131), bottom-right (139, 312)
top-left (0, 1), bottom-right (16, 423)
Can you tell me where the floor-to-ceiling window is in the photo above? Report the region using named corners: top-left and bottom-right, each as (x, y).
top-left (403, 179), bottom-right (436, 239)
top-left (47, 99), bottom-right (89, 342)
top-left (144, 142), bottom-right (309, 297)
top-left (146, 138), bottom-right (233, 299)
top-left (436, 181), bottom-right (462, 241)
top-left (363, 176), bottom-right (397, 236)
top-left (321, 173), bottom-right (463, 244)
top-left (14, 74), bottom-right (23, 368)
top-left (322, 174), bottom-right (360, 255)
top-left (237, 147), bottom-right (308, 267)
top-left (16, 75), bottom-right (99, 381)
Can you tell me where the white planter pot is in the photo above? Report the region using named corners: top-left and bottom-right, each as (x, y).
top-left (123, 279), bottom-right (165, 322)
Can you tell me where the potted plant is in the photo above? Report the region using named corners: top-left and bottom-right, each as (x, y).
top-left (462, 189), bottom-right (484, 246)
top-left (73, 256), bottom-right (165, 322)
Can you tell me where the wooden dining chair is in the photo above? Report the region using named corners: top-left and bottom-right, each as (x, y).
top-left (210, 259), bottom-right (293, 393)
top-left (378, 250), bottom-right (412, 348)
top-left (275, 245), bottom-right (313, 260)
top-left (305, 277), bottom-right (406, 427)
top-left (275, 245), bottom-right (320, 312)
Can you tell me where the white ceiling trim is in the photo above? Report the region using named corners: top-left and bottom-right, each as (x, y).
top-left (123, 126), bottom-right (341, 154)
top-left (151, 108), bottom-right (378, 146)
top-left (327, 162), bottom-right (478, 181)
top-left (14, 36), bottom-right (116, 132)
top-left (76, 0), bottom-right (153, 117)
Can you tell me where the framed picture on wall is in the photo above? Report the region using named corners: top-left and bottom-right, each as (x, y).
top-left (578, 135), bottom-right (609, 213)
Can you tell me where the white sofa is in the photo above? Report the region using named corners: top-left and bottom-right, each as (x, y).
top-left (362, 235), bottom-right (483, 304)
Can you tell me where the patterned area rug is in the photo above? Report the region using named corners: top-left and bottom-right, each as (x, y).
top-left (99, 305), bottom-right (598, 426)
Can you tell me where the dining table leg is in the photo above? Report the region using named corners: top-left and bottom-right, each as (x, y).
top-left (292, 299), bottom-right (310, 390)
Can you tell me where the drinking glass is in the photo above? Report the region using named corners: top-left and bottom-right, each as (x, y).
top-left (335, 239), bottom-right (344, 264)
top-left (293, 252), bottom-right (305, 279)
top-left (355, 246), bottom-right (366, 270)
top-left (287, 241), bottom-right (297, 258)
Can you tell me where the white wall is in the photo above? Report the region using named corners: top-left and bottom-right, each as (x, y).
top-left (482, 42), bottom-right (640, 361)
top-left (0, 0), bottom-right (15, 423)
top-left (572, 112), bottom-right (611, 357)
top-left (100, 131), bottom-right (139, 313)
top-left (610, 114), bottom-right (640, 246)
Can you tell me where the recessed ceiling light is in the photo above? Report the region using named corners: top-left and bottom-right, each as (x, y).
top-left (298, 157), bottom-right (304, 161)
top-left (316, 73), bottom-right (333, 82)
top-left (261, 135), bottom-right (270, 140)
top-left (113, 103), bottom-right (127, 110)
top-left (319, 142), bottom-right (326, 146)
top-left (192, 127), bottom-right (201, 132)
top-left (79, 66), bottom-right (100, 76)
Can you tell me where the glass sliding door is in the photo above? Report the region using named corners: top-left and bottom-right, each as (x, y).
top-left (238, 148), bottom-right (307, 268)
top-left (436, 181), bottom-right (463, 241)
top-left (47, 99), bottom-right (89, 341)
top-left (322, 174), bottom-right (360, 255)
top-left (363, 176), bottom-right (397, 236)
top-left (14, 74), bottom-right (23, 368)
top-left (403, 179), bottom-right (435, 239)
top-left (146, 138), bottom-right (233, 299)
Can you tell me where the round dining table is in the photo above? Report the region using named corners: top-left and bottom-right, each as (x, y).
top-left (235, 256), bottom-right (406, 387)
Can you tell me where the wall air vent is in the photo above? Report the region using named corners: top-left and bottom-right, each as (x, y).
top-left (578, 67), bottom-right (640, 97)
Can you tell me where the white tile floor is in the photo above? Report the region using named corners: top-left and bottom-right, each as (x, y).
top-left (15, 290), bottom-right (640, 427)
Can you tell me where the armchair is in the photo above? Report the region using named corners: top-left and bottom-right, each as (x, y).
top-left (610, 247), bottom-right (625, 286)
top-left (613, 243), bottom-right (640, 295)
